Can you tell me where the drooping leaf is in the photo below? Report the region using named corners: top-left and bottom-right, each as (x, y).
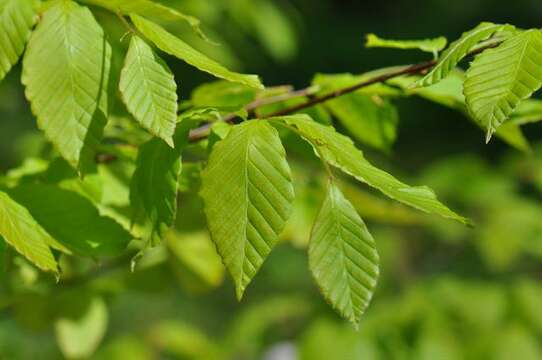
top-left (0, 0), bottom-right (37, 82)
top-left (309, 181), bottom-right (379, 325)
top-left (131, 14), bottom-right (263, 89)
top-left (0, 190), bottom-right (57, 273)
top-left (365, 33), bottom-right (447, 56)
top-left (270, 115), bottom-right (469, 224)
top-left (55, 297), bottom-right (108, 360)
top-left (390, 72), bottom-right (531, 153)
top-left (80, 0), bottom-right (208, 41)
top-left (464, 29), bottom-right (542, 140)
top-left (119, 35), bottom-right (178, 146)
top-left (22, 0), bottom-right (111, 173)
top-left (130, 119), bottom-right (199, 244)
top-left (200, 120), bottom-right (295, 299)
top-left (418, 22), bottom-right (515, 87)
top-left (7, 184), bottom-right (131, 257)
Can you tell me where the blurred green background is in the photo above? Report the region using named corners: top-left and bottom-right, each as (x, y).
top-left (1, 0), bottom-right (542, 359)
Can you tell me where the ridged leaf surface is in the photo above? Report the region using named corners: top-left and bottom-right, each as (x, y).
top-left (418, 22), bottom-right (514, 87)
top-left (271, 115), bottom-right (469, 224)
top-left (22, 0), bottom-right (111, 173)
top-left (131, 14), bottom-right (263, 90)
top-left (464, 29), bottom-right (542, 140)
top-left (120, 35), bottom-right (177, 146)
top-left (0, 0), bottom-right (37, 81)
top-left (309, 181), bottom-right (379, 325)
top-left (0, 190), bottom-right (57, 272)
top-left (200, 121), bottom-right (294, 299)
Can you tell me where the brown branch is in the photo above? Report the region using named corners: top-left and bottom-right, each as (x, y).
top-left (187, 40), bottom-right (501, 143)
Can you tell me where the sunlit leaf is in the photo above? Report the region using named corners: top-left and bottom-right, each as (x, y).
top-left (0, 190), bottom-right (57, 273)
top-left (366, 33), bottom-right (447, 56)
top-left (270, 115), bottom-right (469, 224)
top-left (309, 181), bottom-right (379, 324)
top-left (418, 22), bottom-right (515, 87)
top-left (131, 14), bottom-right (263, 89)
top-left (0, 0), bottom-right (37, 82)
top-left (464, 29), bottom-right (542, 140)
top-left (200, 120), bottom-right (295, 299)
top-left (22, 0), bottom-right (111, 173)
top-left (119, 35), bottom-right (178, 146)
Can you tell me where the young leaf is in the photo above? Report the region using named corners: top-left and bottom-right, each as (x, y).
top-left (309, 181), bottom-right (379, 325)
top-left (131, 14), bottom-right (263, 90)
top-left (0, 0), bottom-right (37, 82)
top-left (200, 121), bottom-right (295, 299)
top-left (0, 190), bottom-right (57, 273)
top-left (270, 115), bottom-right (469, 225)
top-left (7, 184), bottom-right (131, 257)
top-left (418, 22), bottom-right (515, 87)
top-left (130, 119), bottom-right (198, 244)
top-left (464, 29), bottom-right (542, 141)
top-left (365, 33), bottom-right (447, 56)
top-left (22, 0), bottom-right (111, 173)
top-left (119, 35), bottom-right (178, 147)
top-left (80, 0), bottom-right (208, 41)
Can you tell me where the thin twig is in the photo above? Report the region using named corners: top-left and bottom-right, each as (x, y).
top-left (186, 40), bottom-right (501, 143)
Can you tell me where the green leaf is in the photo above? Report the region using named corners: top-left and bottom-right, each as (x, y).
top-left (22, 0), bottom-right (111, 173)
top-left (55, 297), bottom-right (108, 359)
top-left (510, 99), bottom-right (542, 125)
top-left (0, 190), bottom-right (57, 273)
top-left (464, 29), bottom-right (542, 141)
top-left (0, 0), bottom-right (37, 82)
top-left (323, 93), bottom-right (399, 152)
top-left (80, 0), bottom-right (208, 41)
top-left (8, 184), bottom-right (131, 257)
top-left (418, 22), bottom-right (515, 87)
top-left (119, 35), bottom-right (178, 146)
top-left (200, 120), bottom-right (295, 299)
top-left (130, 119), bottom-right (198, 244)
top-left (191, 80), bottom-right (256, 110)
top-left (366, 33), bottom-right (447, 56)
top-left (270, 115), bottom-right (469, 224)
top-left (309, 181), bottom-right (379, 325)
top-left (391, 72), bottom-right (531, 153)
top-left (131, 14), bottom-right (263, 90)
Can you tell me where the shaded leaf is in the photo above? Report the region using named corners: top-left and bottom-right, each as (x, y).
top-left (130, 119), bottom-right (199, 244)
top-left (8, 184), bottom-right (131, 257)
top-left (309, 181), bottom-right (379, 324)
top-left (200, 121), bottom-right (295, 299)
top-left (22, 0), bottom-right (111, 173)
top-left (131, 14), bottom-right (263, 89)
top-left (119, 35), bottom-right (178, 146)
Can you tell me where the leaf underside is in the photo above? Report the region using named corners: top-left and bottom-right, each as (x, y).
top-left (200, 121), bottom-right (294, 299)
top-left (464, 29), bottom-right (542, 140)
top-left (120, 35), bottom-right (178, 146)
top-left (0, 0), bottom-right (37, 82)
top-left (270, 115), bottom-right (469, 225)
top-left (22, 0), bottom-right (111, 173)
top-left (309, 181), bottom-right (379, 325)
